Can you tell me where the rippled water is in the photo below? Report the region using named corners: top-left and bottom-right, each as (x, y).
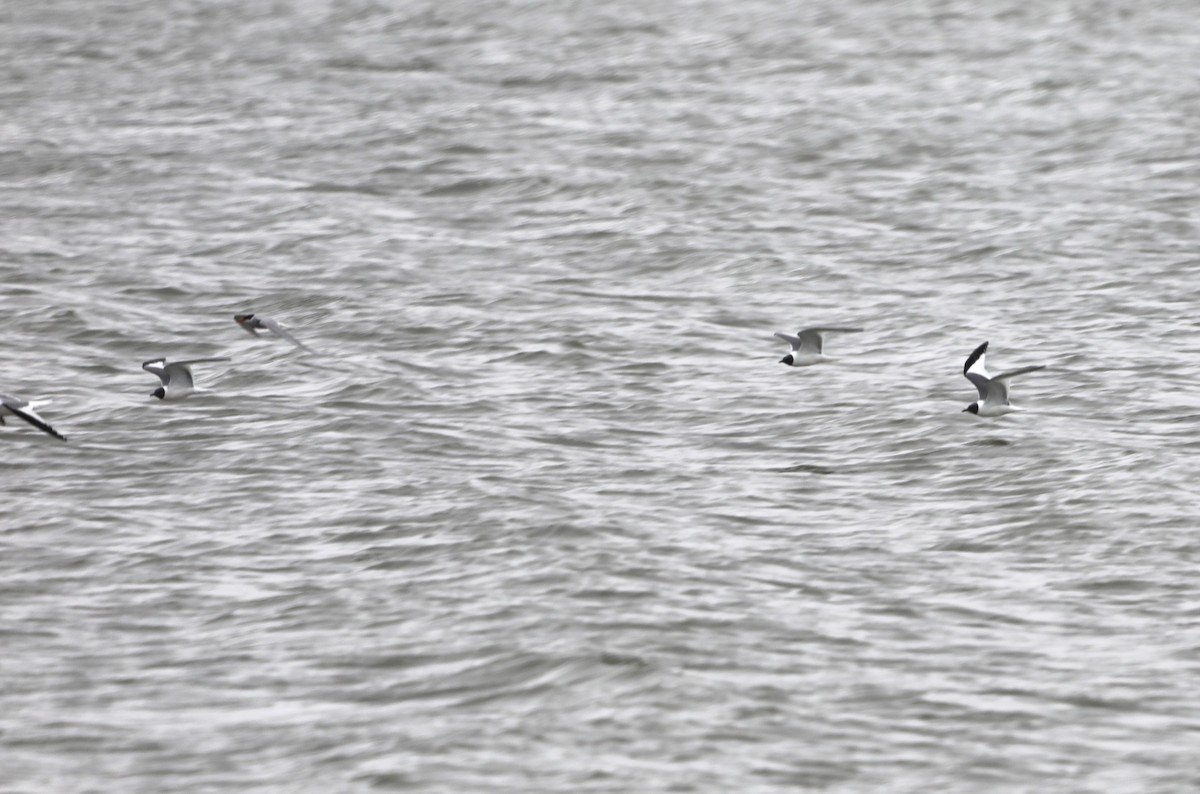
top-left (3, 0), bottom-right (1199, 791)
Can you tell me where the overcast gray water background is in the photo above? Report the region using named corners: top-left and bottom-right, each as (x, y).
top-left (3, 0), bottom-right (1200, 791)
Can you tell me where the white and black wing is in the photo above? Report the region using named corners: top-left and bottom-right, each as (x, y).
top-left (0, 395), bottom-right (66, 441)
top-left (142, 358), bottom-right (170, 384)
top-left (963, 341), bottom-right (991, 399)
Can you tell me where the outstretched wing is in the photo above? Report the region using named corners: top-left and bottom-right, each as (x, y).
top-left (963, 341), bottom-right (991, 399)
top-left (963, 341), bottom-right (989, 377)
top-left (989, 365), bottom-right (1046, 405)
top-left (804, 327), bottom-right (864, 334)
top-left (1, 396), bottom-right (66, 441)
top-left (259, 316), bottom-right (312, 351)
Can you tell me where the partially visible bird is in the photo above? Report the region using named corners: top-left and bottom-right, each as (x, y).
top-left (0, 393), bottom-right (66, 441)
top-left (234, 313), bottom-right (312, 352)
top-left (962, 341), bottom-right (1045, 417)
top-left (142, 358), bottom-right (231, 400)
top-left (774, 327), bottom-right (863, 366)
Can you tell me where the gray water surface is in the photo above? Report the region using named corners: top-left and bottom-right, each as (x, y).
top-left (3, 1), bottom-right (1200, 792)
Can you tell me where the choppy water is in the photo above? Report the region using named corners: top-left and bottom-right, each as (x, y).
top-left (3, 0), bottom-right (1200, 791)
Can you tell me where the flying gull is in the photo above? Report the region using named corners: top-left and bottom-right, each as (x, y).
top-left (234, 313), bottom-right (312, 352)
top-left (962, 341), bottom-right (1045, 417)
top-left (142, 358), bottom-right (231, 400)
top-left (774, 327), bottom-right (863, 367)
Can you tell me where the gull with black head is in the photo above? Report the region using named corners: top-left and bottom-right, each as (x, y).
top-left (774, 327), bottom-right (863, 367)
top-left (234, 313), bottom-right (312, 352)
top-left (142, 358), bottom-right (231, 400)
top-left (962, 341), bottom-right (1045, 417)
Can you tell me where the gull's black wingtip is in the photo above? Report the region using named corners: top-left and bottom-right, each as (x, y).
top-left (33, 420), bottom-right (66, 442)
top-left (963, 340), bottom-right (988, 374)
top-left (10, 407), bottom-right (67, 442)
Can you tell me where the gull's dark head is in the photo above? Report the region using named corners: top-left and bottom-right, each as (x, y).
top-left (151, 387), bottom-right (166, 400)
top-left (963, 402), bottom-right (979, 415)
top-left (234, 313), bottom-right (254, 326)
top-left (779, 354), bottom-right (794, 366)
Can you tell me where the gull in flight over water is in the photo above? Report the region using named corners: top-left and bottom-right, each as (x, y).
top-left (962, 341), bottom-right (1045, 417)
top-left (0, 393), bottom-right (66, 441)
top-left (234, 313), bottom-right (312, 352)
top-left (142, 358), bottom-right (231, 400)
top-left (774, 327), bottom-right (863, 366)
